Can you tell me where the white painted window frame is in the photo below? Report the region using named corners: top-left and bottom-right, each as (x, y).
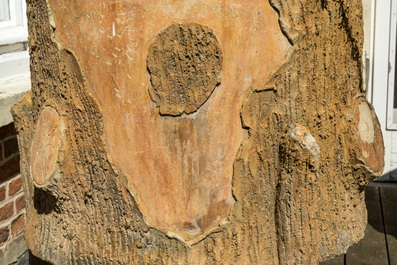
top-left (0, 0), bottom-right (29, 84)
top-left (372, 0), bottom-right (394, 179)
top-left (0, 0), bottom-right (30, 128)
top-left (386, 0), bottom-right (397, 130)
top-left (363, 0), bottom-right (376, 101)
top-left (0, 0), bottom-right (29, 80)
top-left (0, 0), bottom-right (28, 45)
top-left (371, 0), bottom-right (397, 132)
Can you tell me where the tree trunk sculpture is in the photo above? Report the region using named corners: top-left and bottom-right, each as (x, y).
top-left (12, 0), bottom-right (384, 264)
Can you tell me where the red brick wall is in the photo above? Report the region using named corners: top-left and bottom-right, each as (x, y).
top-left (0, 123), bottom-right (25, 249)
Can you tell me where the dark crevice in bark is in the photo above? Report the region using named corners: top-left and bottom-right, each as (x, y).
top-left (338, 0), bottom-right (364, 92)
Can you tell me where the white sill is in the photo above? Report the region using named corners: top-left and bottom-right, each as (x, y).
top-left (0, 26), bottom-right (27, 46)
top-left (0, 51), bottom-right (29, 81)
top-left (0, 76), bottom-right (31, 127)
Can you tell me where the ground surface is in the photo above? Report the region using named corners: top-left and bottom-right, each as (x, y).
top-left (321, 182), bottom-right (397, 265)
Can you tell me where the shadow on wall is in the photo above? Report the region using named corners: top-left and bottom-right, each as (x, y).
top-left (28, 252), bottom-right (52, 265)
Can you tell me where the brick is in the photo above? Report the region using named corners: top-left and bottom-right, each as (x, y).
top-left (4, 137), bottom-right (19, 158)
top-left (0, 144), bottom-right (3, 162)
top-left (0, 226), bottom-right (9, 244)
top-left (8, 176), bottom-right (22, 196)
top-left (0, 125), bottom-right (9, 141)
top-left (0, 202), bottom-right (14, 222)
top-left (11, 214), bottom-right (25, 236)
top-left (10, 123), bottom-right (17, 135)
top-left (0, 186), bottom-right (5, 202)
top-left (15, 194), bottom-right (25, 213)
top-left (0, 156), bottom-right (20, 182)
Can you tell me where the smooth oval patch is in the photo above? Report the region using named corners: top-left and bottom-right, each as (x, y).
top-left (357, 101), bottom-right (375, 143)
top-left (31, 107), bottom-right (61, 186)
top-left (354, 97), bottom-right (384, 173)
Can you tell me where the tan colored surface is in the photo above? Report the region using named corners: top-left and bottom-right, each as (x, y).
top-left (12, 0), bottom-right (386, 264)
top-left (48, 0), bottom-right (290, 241)
top-left (354, 97), bottom-right (384, 174)
top-left (30, 106), bottom-right (60, 186)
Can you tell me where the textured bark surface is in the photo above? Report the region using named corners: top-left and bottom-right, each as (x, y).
top-left (13, 0), bottom-right (384, 264)
top-left (147, 22), bottom-right (223, 116)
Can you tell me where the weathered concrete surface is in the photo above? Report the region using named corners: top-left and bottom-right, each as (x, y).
top-left (0, 235), bottom-right (28, 265)
top-left (12, 0), bottom-right (384, 264)
top-left (0, 77), bottom-right (30, 127)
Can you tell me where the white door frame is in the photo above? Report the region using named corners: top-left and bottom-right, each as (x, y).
top-left (372, 0), bottom-right (393, 180)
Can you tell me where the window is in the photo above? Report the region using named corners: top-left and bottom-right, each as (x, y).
top-left (0, 0), bottom-right (30, 127)
top-left (387, 0), bottom-right (397, 129)
top-left (0, 0), bottom-right (29, 82)
top-left (372, 0), bottom-right (397, 178)
top-left (362, 0), bottom-right (375, 100)
top-left (0, 0), bottom-right (28, 45)
top-left (0, 0), bottom-right (11, 22)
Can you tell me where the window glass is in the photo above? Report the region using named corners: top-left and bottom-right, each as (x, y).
top-left (387, 0), bottom-right (397, 129)
top-left (0, 0), bottom-right (11, 22)
top-left (393, 28), bottom-right (397, 124)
